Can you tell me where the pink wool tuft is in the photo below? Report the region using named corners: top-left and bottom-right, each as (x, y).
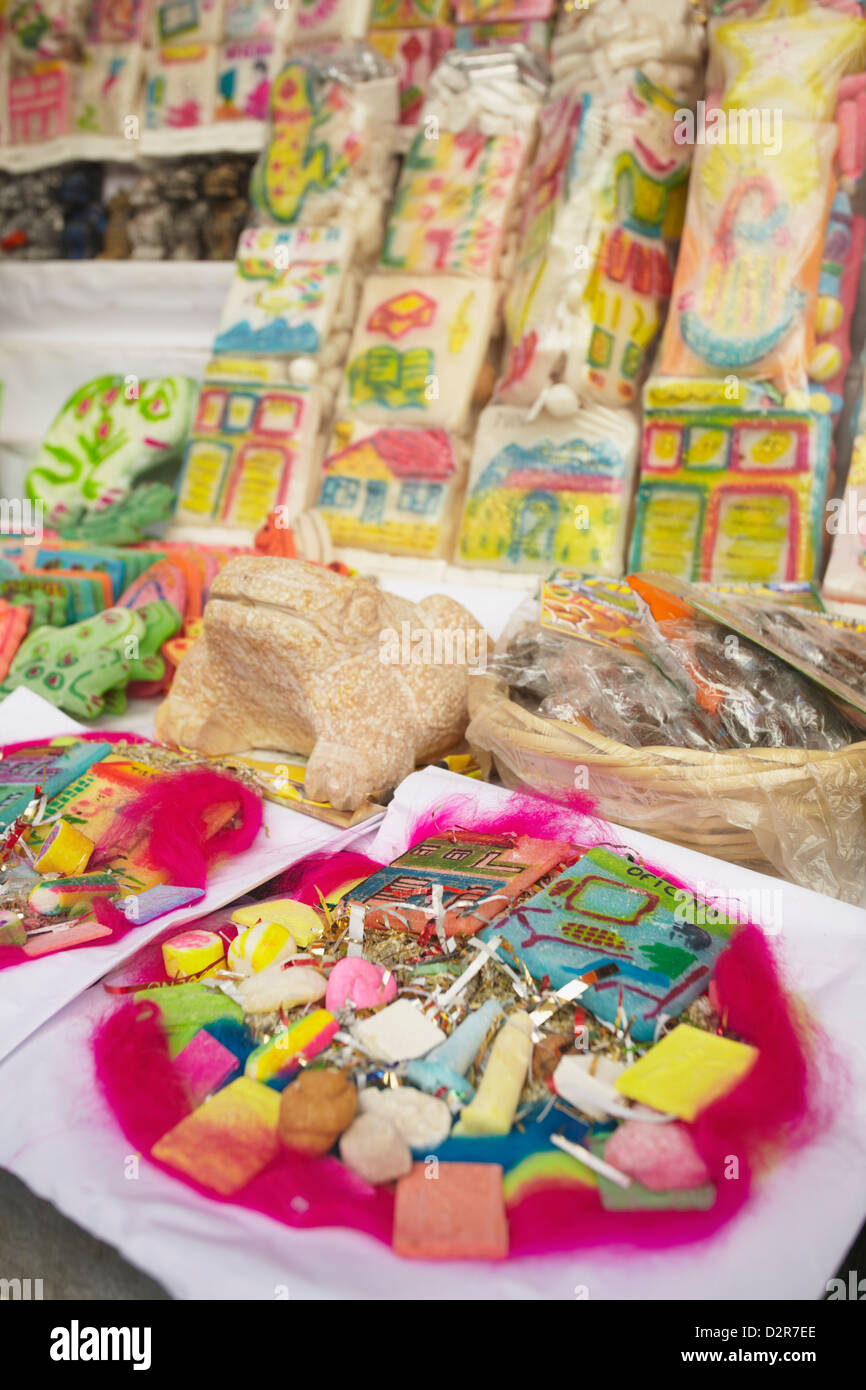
top-left (267, 850), bottom-right (383, 906)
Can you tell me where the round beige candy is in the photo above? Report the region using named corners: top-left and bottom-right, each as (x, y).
top-left (339, 1113), bottom-right (412, 1185)
top-left (239, 962), bottom-right (327, 1015)
top-left (279, 1069), bottom-right (358, 1156)
top-left (358, 1085), bottom-right (452, 1150)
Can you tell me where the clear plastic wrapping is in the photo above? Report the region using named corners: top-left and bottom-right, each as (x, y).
top-left (466, 599), bottom-right (866, 902)
top-left (639, 614), bottom-right (855, 752)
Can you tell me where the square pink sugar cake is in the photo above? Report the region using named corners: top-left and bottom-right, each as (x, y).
top-left (393, 1162), bottom-right (508, 1260)
top-left (174, 1029), bottom-right (240, 1106)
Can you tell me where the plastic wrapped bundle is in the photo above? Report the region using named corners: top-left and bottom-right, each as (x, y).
top-left (315, 47), bottom-right (548, 559)
top-left (641, 613), bottom-right (855, 751)
top-left (534, 634), bottom-right (724, 751)
top-left (455, 56), bottom-right (692, 574)
top-left (250, 45), bottom-right (400, 263)
top-left (636, 0), bottom-right (866, 584)
top-left (550, 0), bottom-right (707, 105)
top-left (824, 364), bottom-right (866, 600)
top-left (466, 590), bottom-right (866, 900)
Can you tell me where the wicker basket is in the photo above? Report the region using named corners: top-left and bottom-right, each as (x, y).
top-left (466, 669), bottom-right (866, 901)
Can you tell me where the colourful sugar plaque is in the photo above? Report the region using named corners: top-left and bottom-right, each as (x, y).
top-left (8, 63), bottom-right (71, 145)
top-left (293, 0), bottom-right (372, 41)
top-left (347, 832), bottom-right (555, 933)
top-left (484, 847), bottom-right (734, 1042)
top-left (341, 274), bottom-right (496, 431)
top-left (152, 1076), bottom-right (280, 1194)
top-left (539, 571), bottom-right (642, 652)
top-left (457, 405), bottom-right (638, 574)
top-left (368, 27), bottom-right (453, 125)
top-left (175, 361), bottom-right (321, 529)
top-left (370, 0), bottom-right (450, 28)
top-left (632, 378), bottom-right (832, 584)
top-left (224, 0), bottom-right (289, 38)
top-left (0, 738), bottom-right (112, 833)
top-left (317, 420), bottom-right (463, 558)
top-left (22, 920), bottom-right (113, 957)
top-left (75, 46), bottom-right (143, 137)
top-left (136, 981), bottom-right (245, 1057)
top-left (145, 43), bottom-right (217, 131)
top-left (153, 0), bottom-right (225, 46)
top-left (393, 1161), bottom-right (508, 1260)
top-left (251, 59), bottom-right (373, 225)
top-left (90, 0), bottom-right (150, 42)
top-left (214, 226), bottom-right (353, 357)
top-left (381, 129), bottom-right (528, 278)
top-left (216, 39), bottom-right (279, 123)
top-left (27, 374), bottom-right (197, 528)
top-left (614, 1024), bottom-right (758, 1121)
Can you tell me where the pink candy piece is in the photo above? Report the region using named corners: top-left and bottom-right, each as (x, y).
top-left (174, 1030), bottom-right (239, 1105)
top-left (22, 920), bottom-right (112, 957)
top-left (605, 1120), bottom-right (711, 1192)
top-left (325, 957), bottom-right (398, 1014)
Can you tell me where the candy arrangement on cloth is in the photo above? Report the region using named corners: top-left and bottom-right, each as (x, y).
top-left (155, 556), bottom-right (487, 810)
top-left (632, 0), bottom-right (866, 584)
top-left (0, 733), bottom-right (263, 966)
top-left (466, 570), bottom-right (866, 902)
top-left (91, 791), bottom-right (819, 1262)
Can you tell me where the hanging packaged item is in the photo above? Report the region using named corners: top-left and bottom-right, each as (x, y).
top-left (249, 46), bottom-right (399, 263)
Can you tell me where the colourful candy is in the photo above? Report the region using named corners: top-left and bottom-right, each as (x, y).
top-left (28, 871), bottom-right (119, 917)
top-left (614, 1024), bottom-right (758, 1122)
top-left (244, 1007), bottom-right (338, 1083)
top-left (453, 1013), bottom-right (532, 1138)
top-left (325, 956), bottom-right (397, 1013)
top-left (231, 898), bottom-right (323, 949)
top-left (33, 820), bottom-right (94, 876)
top-left (162, 929), bottom-right (226, 981)
top-left (174, 1029), bottom-right (240, 1105)
top-left (227, 921), bottom-right (296, 975)
top-left (151, 1077), bottom-right (280, 1195)
top-left (405, 998), bottom-right (503, 1102)
top-left (393, 1161), bottom-right (508, 1260)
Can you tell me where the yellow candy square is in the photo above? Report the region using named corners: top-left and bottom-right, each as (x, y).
top-left (231, 899), bottom-right (322, 947)
top-left (152, 1077), bottom-right (280, 1194)
top-left (614, 1024), bottom-right (758, 1122)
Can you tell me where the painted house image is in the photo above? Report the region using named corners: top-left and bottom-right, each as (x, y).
top-left (457, 412), bottom-right (636, 574)
top-left (318, 424), bottom-right (461, 558)
top-left (631, 379), bottom-right (832, 582)
top-left (175, 367), bottom-right (319, 528)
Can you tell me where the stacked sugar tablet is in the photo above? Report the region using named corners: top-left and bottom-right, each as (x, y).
top-left (632, 0), bottom-right (866, 585)
top-left (453, 0), bottom-right (706, 574)
top-left (315, 47), bottom-right (548, 560)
